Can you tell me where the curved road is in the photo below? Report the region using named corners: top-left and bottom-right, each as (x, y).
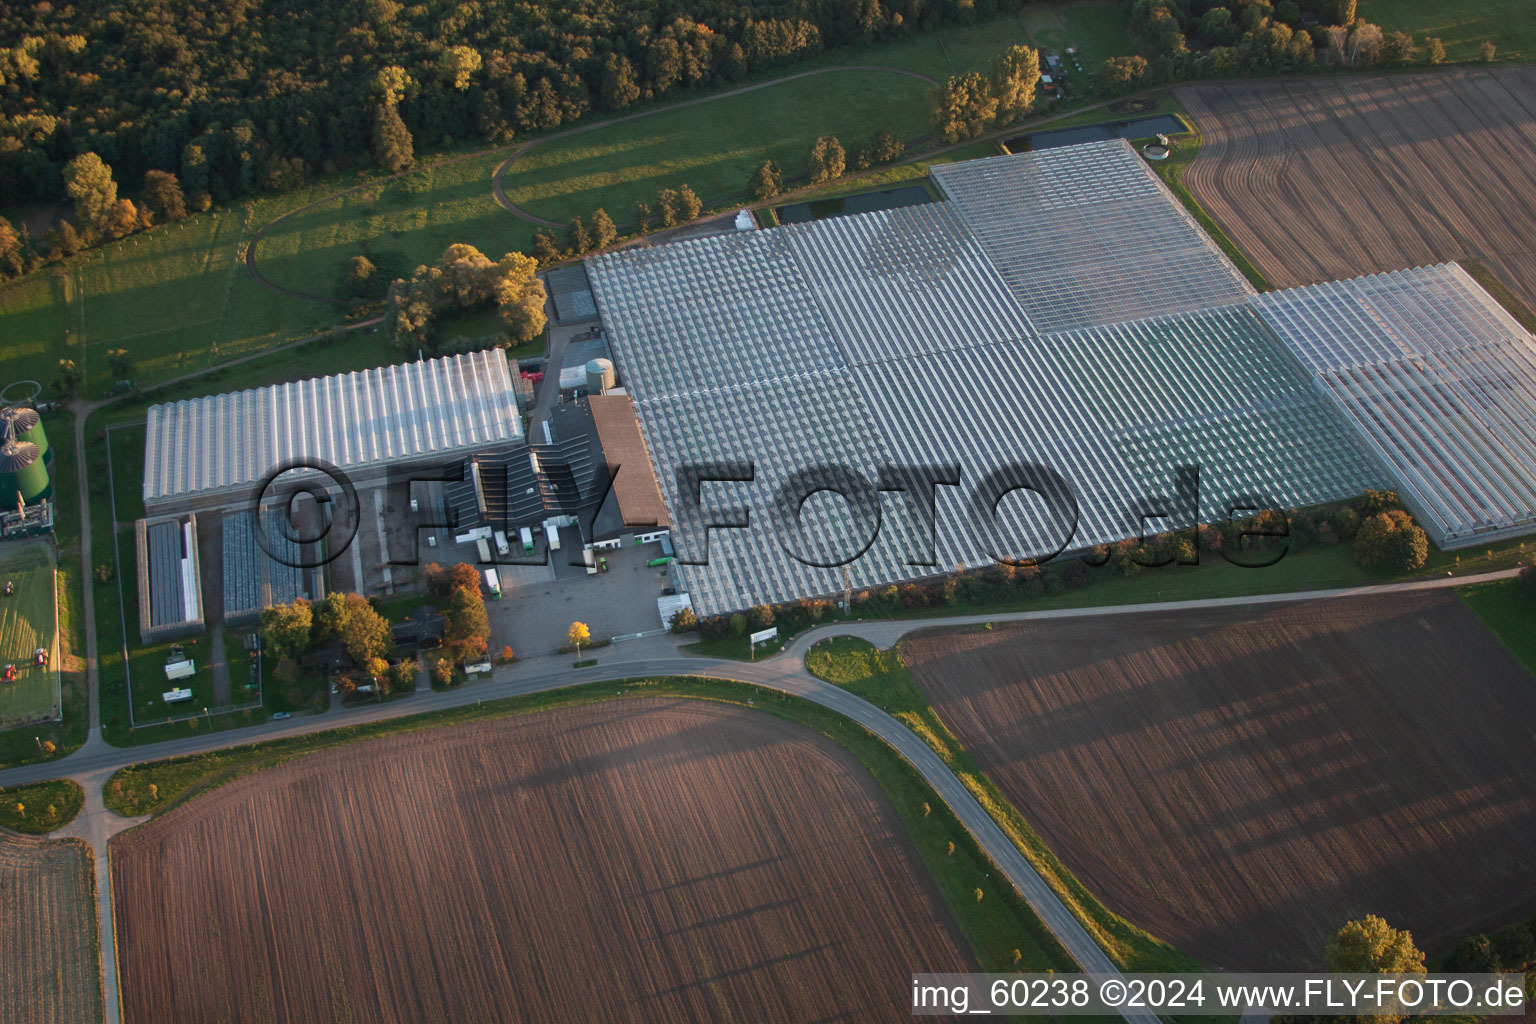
top-left (242, 65), bottom-right (938, 304)
top-left (8, 562), bottom-right (1519, 1024)
top-left (488, 64), bottom-right (939, 228)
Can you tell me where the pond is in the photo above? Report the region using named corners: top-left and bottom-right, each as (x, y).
top-left (1004, 114), bottom-right (1189, 153)
top-left (775, 184), bottom-right (934, 224)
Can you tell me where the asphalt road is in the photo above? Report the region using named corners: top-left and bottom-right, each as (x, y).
top-left (9, 567), bottom-right (1519, 1024)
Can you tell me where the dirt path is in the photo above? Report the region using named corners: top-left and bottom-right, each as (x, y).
top-left (488, 64), bottom-right (940, 227)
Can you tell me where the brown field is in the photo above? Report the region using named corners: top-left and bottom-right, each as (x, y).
top-left (904, 592), bottom-right (1536, 971)
top-left (0, 834), bottom-right (103, 1024)
top-left (1178, 68), bottom-right (1536, 307)
top-left (111, 698), bottom-right (973, 1024)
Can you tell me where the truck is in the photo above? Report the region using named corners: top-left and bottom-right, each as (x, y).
top-left (520, 526), bottom-right (534, 554)
top-left (476, 536), bottom-right (492, 564)
top-left (545, 521), bottom-right (561, 551)
top-left (494, 530), bottom-right (510, 555)
top-left (484, 568), bottom-right (502, 599)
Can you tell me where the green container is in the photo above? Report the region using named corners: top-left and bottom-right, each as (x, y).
top-left (18, 417), bottom-right (49, 466)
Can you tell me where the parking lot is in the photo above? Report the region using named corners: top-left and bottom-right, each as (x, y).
top-left (487, 532), bottom-right (682, 657)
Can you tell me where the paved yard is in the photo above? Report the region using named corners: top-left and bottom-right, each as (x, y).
top-left (489, 534), bottom-right (678, 656)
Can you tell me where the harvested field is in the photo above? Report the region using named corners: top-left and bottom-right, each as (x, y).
top-left (0, 834), bottom-right (103, 1024)
top-left (1178, 68), bottom-right (1536, 307)
top-left (904, 592), bottom-right (1536, 971)
top-left (111, 698), bottom-right (973, 1024)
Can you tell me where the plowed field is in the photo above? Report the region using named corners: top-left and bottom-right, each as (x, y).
top-left (905, 592), bottom-right (1536, 970)
top-left (111, 698), bottom-right (973, 1023)
top-left (0, 834), bottom-right (102, 1023)
top-left (1178, 68), bottom-right (1536, 307)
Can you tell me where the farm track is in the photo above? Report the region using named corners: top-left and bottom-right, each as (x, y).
top-left (243, 65), bottom-right (938, 305)
top-left (1178, 68), bottom-right (1536, 307)
top-left (110, 699), bottom-right (974, 1024)
top-left (904, 591), bottom-right (1536, 972)
top-left (0, 834), bottom-right (103, 1024)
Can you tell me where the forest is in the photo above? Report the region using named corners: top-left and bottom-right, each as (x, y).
top-left (0, 0), bottom-right (1014, 206)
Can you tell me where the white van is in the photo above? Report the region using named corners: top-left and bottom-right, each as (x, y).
top-left (545, 522), bottom-right (561, 551)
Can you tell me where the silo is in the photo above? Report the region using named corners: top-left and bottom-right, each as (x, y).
top-left (0, 438), bottom-right (48, 508)
top-left (585, 358), bottom-right (616, 395)
top-left (1, 407), bottom-right (48, 465)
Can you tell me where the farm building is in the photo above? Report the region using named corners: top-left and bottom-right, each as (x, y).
top-left (443, 394), bottom-right (667, 545)
top-left (585, 140), bottom-right (1536, 615)
top-left (135, 514), bottom-right (204, 643)
top-left (141, 350), bottom-right (523, 514)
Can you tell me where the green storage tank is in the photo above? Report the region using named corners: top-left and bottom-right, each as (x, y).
top-left (0, 407), bottom-right (47, 465)
top-left (0, 438), bottom-right (49, 508)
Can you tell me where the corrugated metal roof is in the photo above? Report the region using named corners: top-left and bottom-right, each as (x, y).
top-left (143, 349), bottom-right (523, 502)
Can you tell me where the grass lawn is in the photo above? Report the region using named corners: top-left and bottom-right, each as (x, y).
top-left (1360, 0), bottom-right (1535, 61)
top-left (0, 541), bottom-right (60, 728)
top-left (1018, 0), bottom-right (1135, 67)
top-left (0, 415), bottom-right (88, 769)
top-left (806, 636), bottom-right (1204, 974)
top-left (102, 674), bottom-right (1078, 976)
top-left (0, 5), bottom-right (1132, 400)
top-left (1459, 577), bottom-right (1536, 677)
top-left (0, 205), bottom-right (338, 398)
top-left (0, 778), bottom-right (83, 833)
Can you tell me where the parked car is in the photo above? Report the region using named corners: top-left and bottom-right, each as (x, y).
top-left (271, 711), bottom-right (292, 721)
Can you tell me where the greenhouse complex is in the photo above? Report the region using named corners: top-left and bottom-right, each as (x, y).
top-left (586, 139), bottom-right (1536, 615)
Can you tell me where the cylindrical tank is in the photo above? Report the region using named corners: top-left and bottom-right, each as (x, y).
top-left (585, 357), bottom-right (615, 395)
top-left (0, 407), bottom-right (48, 465)
top-left (0, 438), bottom-right (49, 507)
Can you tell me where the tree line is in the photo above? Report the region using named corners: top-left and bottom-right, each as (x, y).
top-left (0, 0), bottom-right (1039, 215)
top-left (1099, 0), bottom-right (1497, 97)
top-left (674, 490), bottom-right (1432, 638)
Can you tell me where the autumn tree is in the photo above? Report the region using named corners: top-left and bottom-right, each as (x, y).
top-left (590, 208), bottom-right (617, 249)
top-left (141, 170), bottom-right (187, 223)
top-left (445, 584), bottom-right (491, 660)
top-left (386, 244), bottom-right (546, 349)
top-left (566, 215), bottom-right (592, 254)
top-left (1480, 40), bottom-right (1497, 61)
top-left (532, 229), bottom-right (561, 265)
top-left (1326, 916), bottom-right (1424, 1024)
top-left (1422, 36), bottom-right (1446, 65)
top-left (602, 53), bottom-right (641, 109)
top-left (677, 184), bottom-right (702, 221)
top-left (1381, 30), bottom-right (1415, 65)
top-left (931, 73), bottom-right (998, 142)
top-left (1090, 55), bottom-right (1149, 97)
top-left (868, 129), bottom-right (904, 165)
top-left (656, 188), bottom-right (680, 227)
top-left (260, 599), bottom-right (314, 663)
top-left (438, 46), bottom-right (482, 91)
top-left (990, 44), bottom-right (1041, 124)
top-left (63, 153), bottom-right (117, 229)
top-left (749, 160), bottom-right (783, 202)
top-left (567, 620), bottom-right (591, 655)
top-left (374, 101), bottom-right (415, 173)
top-left (0, 216), bottom-right (24, 279)
top-left (344, 255), bottom-right (378, 298)
top-left (375, 65), bottom-right (412, 105)
top-left (807, 136), bottom-right (845, 184)
top-left (1353, 510), bottom-right (1428, 572)
top-left (632, 201), bottom-right (652, 234)
top-left (340, 593), bottom-right (391, 665)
